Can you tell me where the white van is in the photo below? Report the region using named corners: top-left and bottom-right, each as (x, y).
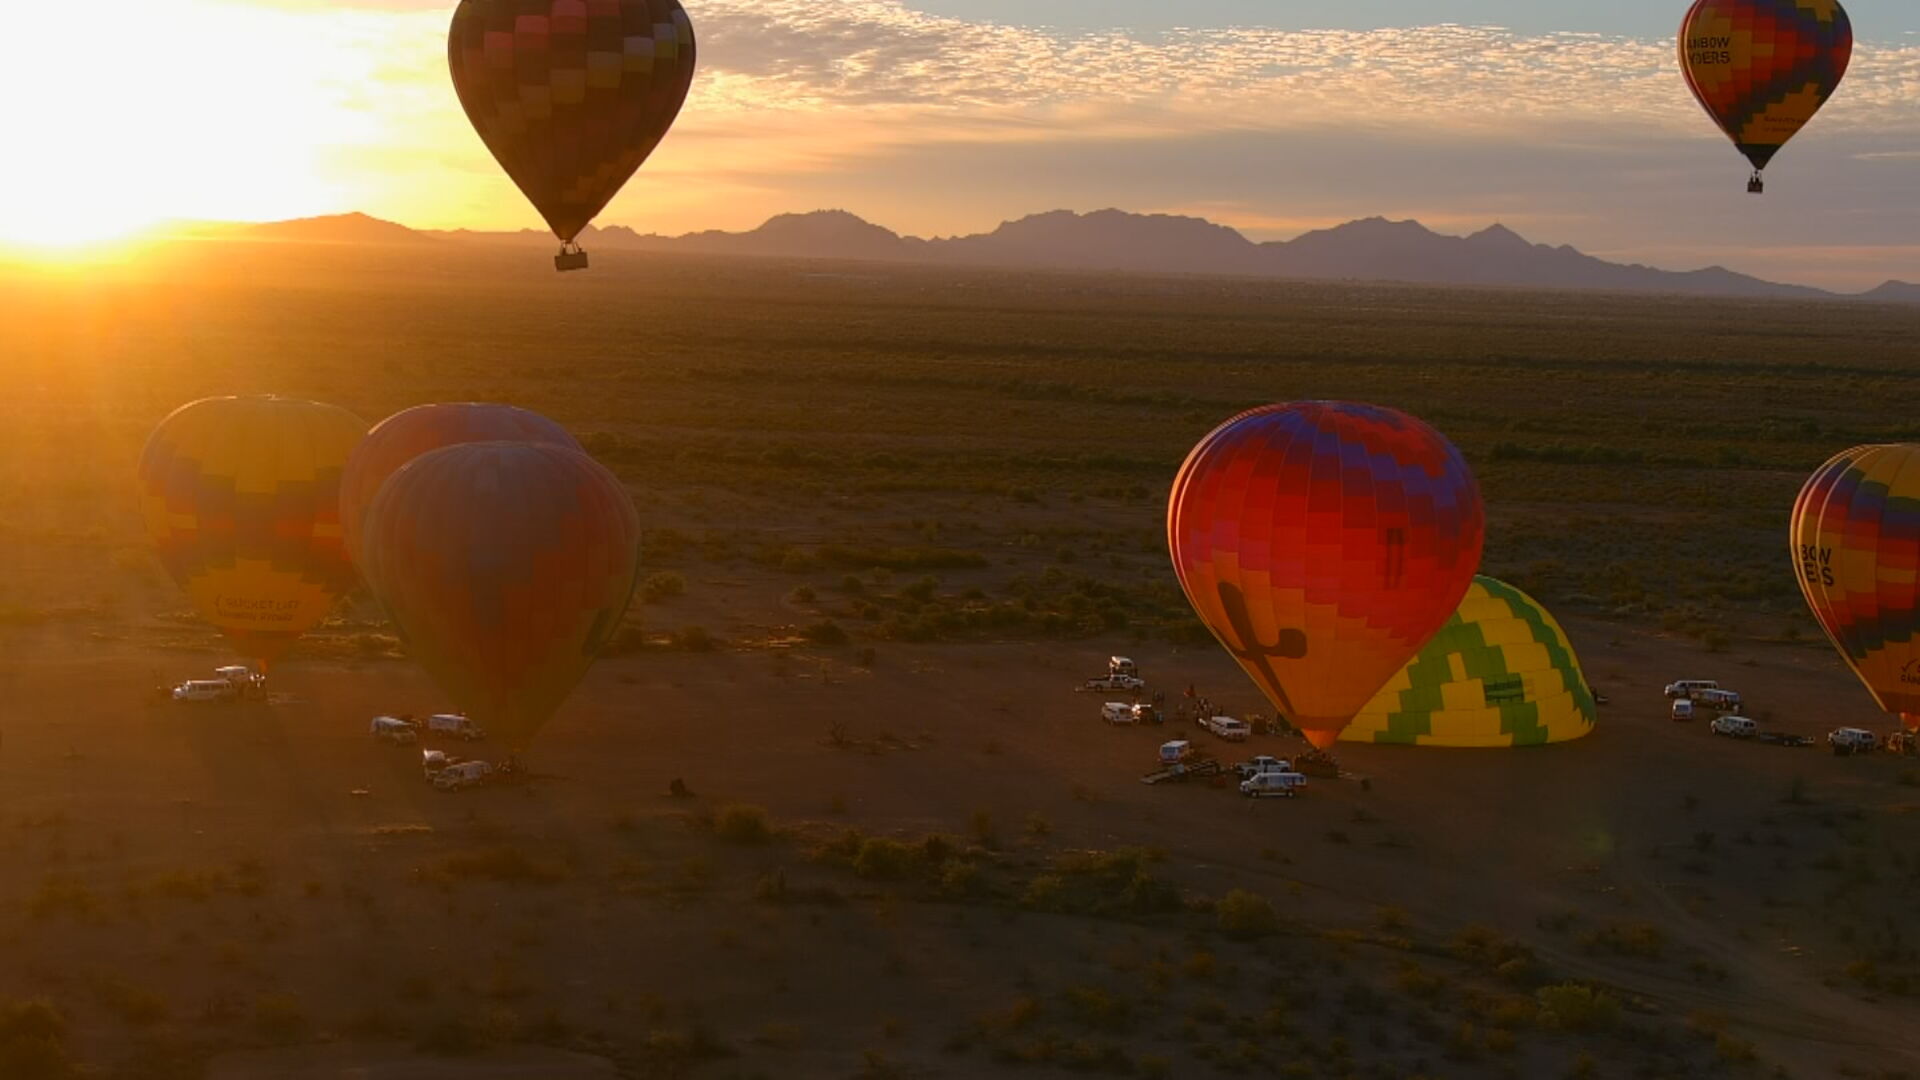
top-left (1201, 716), bottom-right (1251, 742)
top-left (1670, 699), bottom-right (1695, 722)
top-left (1159, 740), bottom-right (1193, 765)
top-left (427, 714), bottom-right (485, 741)
top-left (1665, 679), bottom-right (1719, 700)
top-left (1696, 688), bottom-right (1743, 712)
top-left (1710, 715), bottom-right (1757, 739)
top-left (1829, 728), bottom-right (1878, 755)
top-left (1240, 771), bottom-right (1307, 798)
top-left (1102, 702), bottom-right (1136, 725)
top-left (434, 760), bottom-right (492, 791)
top-left (173, 680), bottom-right (237, 703)
top-left (370, 717), bottom-right (418, 745)
top-left (1109, 657), bottom-right (1138, 679)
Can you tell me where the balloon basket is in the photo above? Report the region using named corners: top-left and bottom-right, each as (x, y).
top-left (555, 245), bottom-right (590, 273)
top-left (1747, 172), bottom-right (1764, 195)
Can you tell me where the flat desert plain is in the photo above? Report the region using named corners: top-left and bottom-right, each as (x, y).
top-left (1, 240), bottom-right (1918, 1078)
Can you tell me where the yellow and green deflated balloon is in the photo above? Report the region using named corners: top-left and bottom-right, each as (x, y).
top-left (1341, 576), bottom-right (1597, 748)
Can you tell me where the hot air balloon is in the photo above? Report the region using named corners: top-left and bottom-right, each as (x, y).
top-left (1680, 0), bottom-right (1851, 194)
top-left (339, 403), bottom-right (581, 573)
top-left (448, 0), bottom-right (696, 272)
top-left (1342, 576), bottom-right (1596, 747)
top-left (1168, 402), bottom-right (1485, 750)
top-left (136, 397), bottom-right (368, 671)
top-left (359, 442), bottom-right (641, 756)
top-left (1790, 445), bottom-right (1920, 731)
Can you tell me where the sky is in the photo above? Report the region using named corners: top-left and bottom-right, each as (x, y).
top-left (4, 0), bottom-right (1919, 288)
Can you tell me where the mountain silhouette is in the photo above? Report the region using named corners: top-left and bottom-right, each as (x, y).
top-left (221, 209), bottom-right (1915, 303)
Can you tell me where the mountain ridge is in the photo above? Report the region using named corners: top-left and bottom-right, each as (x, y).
top-left (212, 209), bottom-right (1911, 302)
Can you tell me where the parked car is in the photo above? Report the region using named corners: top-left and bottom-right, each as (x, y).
top-left (1240, 771), bottom-right (1308, 798)
top-left (370, 716), bottom-right (418, 745)
top-left (1083, 674), bottom-right (1147, 693)
top-left (427, 713), bottom-right (485, 741)
top-left (433, 760), bottom-right (493, 791)
top-left (1670, 699), bottom-right (1695, 722)
top-left (172, 679), bottom-right (237, 704)
top-left (1710, 715), bottom-right (1758, 739)
top-left (1696, 688), bottom-right (1744, 713)
top-left (1108, 656), bottom-right (1139, 679)
top-left (1829, 727), bottom-right (1878, 756)
top-left (1199, 716), bottom-right (1251, 742)
top-left (1233, 755), bottom-right (1293, 779)
top-left (1101, 702), bottom-right (1136, 725)
top-left (1665, 679), bottom-right (1720, 700)
top-left (213, 665), bottom-right (266, 697)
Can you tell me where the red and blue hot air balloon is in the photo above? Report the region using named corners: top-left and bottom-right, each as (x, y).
top-left (1168, 402), bottom-right (1485, 749)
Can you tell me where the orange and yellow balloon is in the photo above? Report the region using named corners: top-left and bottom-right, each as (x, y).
top-left (1791, 445), bottom-right (1920, 731)
top-left (1168, 402), bottom-right (1485, 750)
top-left (1680, 0), bottom-right (1851, 193)
top-left (137, 397), bottom-right (368, 670)
top-left (359, 442), bottom-right (640, 754)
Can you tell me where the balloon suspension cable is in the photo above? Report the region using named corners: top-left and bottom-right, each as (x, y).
top-left (1747, 170), bottom-right (1765, 195)
top-left (554, 241), bottom-right (590, 273)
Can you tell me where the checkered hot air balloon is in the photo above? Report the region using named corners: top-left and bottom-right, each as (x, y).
top-left (359, 442), bottom-right (641, 756)
top-left (1342, 577), bottom-right (1597, 747)
top-left (1168, 403), bottom-right (1485, 750)
top-left (1791, 445), bottom-right (1920, 731)
top-left (137, 397), bottom-right (369, 671)
top-left (449, 0), bottom-right (696, 270)
top-left (340, 403), bottom-right (582, 575)
top-left (1680, 0), bottom-right (1851, 193)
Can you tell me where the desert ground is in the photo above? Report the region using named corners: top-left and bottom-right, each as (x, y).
top-left (1, 239), bottom-right (1918, 1078)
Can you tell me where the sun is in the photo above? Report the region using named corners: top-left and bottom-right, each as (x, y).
top-left (0, 2), bottom-right (399, 254)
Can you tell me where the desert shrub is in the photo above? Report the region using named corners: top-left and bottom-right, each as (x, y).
top-left (95, 980), bottom-right (168, 1027)
top-left (436, 847), bottom-right (569, 885)
top-left (802, 620), bottom-right (850, 645)
top-left (789, 585), bottom-right (817, 604)
top-left (28, 876), bottom-right (99, 921)
top-left (715, 804), bottom-right (773, 845)
top-left (1216, 890), bottom-right (1280, 940)
top-left (642, 572), bottom-right (685, 603)
top-left (415, 1014), bottom-right (485, 1057)
top-left (854, 838), bottom-right (919, 880)
top-left (938, 861), bottom-right (982, 899)
top-left (0, 999), bottom-right (73, 1080)
top-left (1534, 984), bottom-right (1619, 1032)
top-left (674, 625), bottom-right (719, 651)
top-left (1579, 921), bottom-right (1665, 960)
top-left (253, 993), bottom-right (309, 1045)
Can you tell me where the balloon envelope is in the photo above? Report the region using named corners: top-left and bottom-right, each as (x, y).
top-left (1791, 445), bottom-right (1920, 730)
top-left (360, 442), bottom-right (641, 753)
top-left (340, 403), bottom-right (582, 573)
top-left (1680, 0), bottom-right (1851, 175)
top-left (1342, 576), bottom-right (1596, 747)
top-left (1168, 402), bottom-right (1485, 749)
top-left (448, 0), bottom-right (696, 244)
top-left (137, 396), bottom-right (367, 669)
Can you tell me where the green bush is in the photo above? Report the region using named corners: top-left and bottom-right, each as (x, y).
top-left (716, 804), bottom-right (773, 845)
top-left (853, 838), bottom-right (919, 880)
top-left (802, 620), bottom-right (850, 645)
top-left (1216, 890), bottom-right (1279, 940)
top-left (0, 1000), bottom-right (73, 1080)
top-left (1534, 984), bottom-right (1620, 1032)
top-left (642, 572), bottom-right (685, 603)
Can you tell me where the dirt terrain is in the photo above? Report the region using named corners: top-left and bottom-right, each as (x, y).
top-left (1, 241), bottom-right (1918, 1077)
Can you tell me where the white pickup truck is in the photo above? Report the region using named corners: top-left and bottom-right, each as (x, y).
top-left (1233, 755), bottom-right (1292, 779)
top-left (1083, 674), bottom-right (1146, 693)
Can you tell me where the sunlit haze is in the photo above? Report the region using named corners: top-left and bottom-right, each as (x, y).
top-left (3, 0), bottom-right (1918, 286)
